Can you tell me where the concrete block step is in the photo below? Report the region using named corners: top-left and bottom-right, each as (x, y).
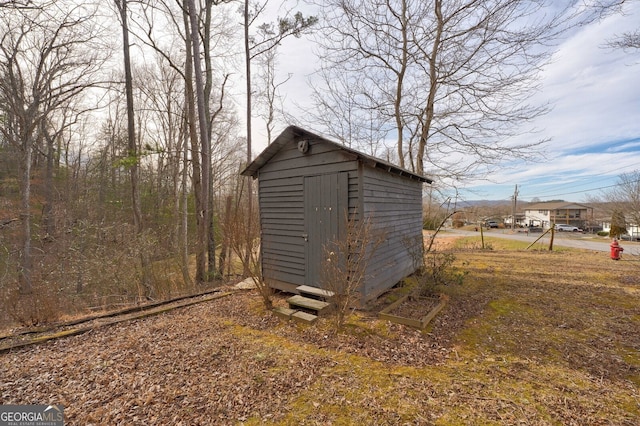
top-left (287, 295), bottom-right (331, 316)
top-left (272, 306), bottom-right (297, 320)
top-left (291, 311), bottom-right (318, 325)
top-left (296, 285), bottom-right (335, 301)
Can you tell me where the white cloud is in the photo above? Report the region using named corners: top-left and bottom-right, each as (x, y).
top-left (457, 3), bottom-right (640, 200)
top-left (528, 4), bottom-right (640, 154)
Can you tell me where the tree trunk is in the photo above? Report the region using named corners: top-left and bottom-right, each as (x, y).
top-left (394, 0), bottom-right (408, 169)
top-left (202, 0), bottom-right (217, 280)
top-left (416, 0), bottom-right (442, 176)
top-left (180, 118), bottom-right (193, 288)
top-left (186, 0), bottom-right (212, 284)
top-left (42, 122), bottom-right (55, 237)
top-left (19, 142), bottom-right (33, 295)
top-left (181, 3), bottom-right (206, 283)
top-left (118, 0), bottom-right (142, 234)
top-left (117, 0), bottom-right (152, 298)
top-left (217, 195), bottom-right (232, 278)
top-left (243, 0), bottom-right (254, 277)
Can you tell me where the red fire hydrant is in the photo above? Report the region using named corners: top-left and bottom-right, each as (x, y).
top-left (610, 239), bottom-right (624, 260)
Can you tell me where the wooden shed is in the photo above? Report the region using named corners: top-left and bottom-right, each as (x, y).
top-left (241, 125), bottom-right (432, 304)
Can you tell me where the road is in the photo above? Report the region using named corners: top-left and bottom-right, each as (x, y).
top-left (440, 228), bottom-right (640, 254)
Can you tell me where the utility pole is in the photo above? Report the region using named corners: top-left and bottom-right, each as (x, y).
top-left (511, 184), bottom-right (519, 231)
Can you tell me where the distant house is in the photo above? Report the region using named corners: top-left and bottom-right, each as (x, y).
top-left (504, 213), bottom-right (526, 228)
top-left (241, 125), bottom-right (432, 304)
top-left (523, 202), bottom-right (593, 229)
top-left (602, 221), bottom-right (640, 240)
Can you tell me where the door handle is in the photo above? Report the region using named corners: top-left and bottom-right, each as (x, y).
top-left (302, 233), bottom-right (308, 242)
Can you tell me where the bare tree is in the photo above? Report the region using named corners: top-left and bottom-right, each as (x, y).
top-left (0, 2), bottom-right (107, 294)
top-left (599, 170), bottom-right (640, 237)
top-left (242, 1), bottom-right (317, 278)
top-left (114, 0), bottom-right (142, 233)
top-left (40, 98), bottom-right (93, 238)
top-left (130, 0), bottom-right (240, 284)
top-left (587, 0), bottom-right (640, 51)
top-left (246, 3), bottom-right (317, 143)
top-left (310, 0), bottom-right (576, 184)
top-left (254, 46), bottom-right (291, 143)
top-left (607, 30), bottom-right (640, 50)
top-left (310, 0), bottom-right (412, 167)
top-left (307, 68), bottom-right (388, 151)
top-left (0, 0), bottom-right (36, 9)
top-left (113, 0), bottom-right (156, 299)
top-left (183, 0), bottom-right (213, 284)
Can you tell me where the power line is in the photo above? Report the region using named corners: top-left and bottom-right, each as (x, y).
top-left (521, 177), bottom-right (640, 201)
top-left (520, 181), bottom-right (615, 199)
top-left (517, 165), bottom-right (640, 199)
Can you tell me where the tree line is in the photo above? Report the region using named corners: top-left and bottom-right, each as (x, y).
top-left (0, 0), bottom-right (315, 325)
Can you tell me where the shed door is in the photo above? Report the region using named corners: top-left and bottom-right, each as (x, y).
top-left (304, 172), bottom-right (348, 287)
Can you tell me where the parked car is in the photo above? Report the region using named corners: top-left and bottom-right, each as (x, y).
top-left (554, 224), bottom-right (583, 232)
top-left (486, 220), bottom-right (499, 228)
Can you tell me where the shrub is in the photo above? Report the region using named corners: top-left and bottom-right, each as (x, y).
top-left (2, 281), bottom-right (62, 327)
top-left (417, 251), bottom-right (467, 297)
top-left (321, 214), bottom-right (385, 333)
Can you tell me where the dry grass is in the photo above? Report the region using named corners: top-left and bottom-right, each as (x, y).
top-left (1, 238), bottom-right (639, 425)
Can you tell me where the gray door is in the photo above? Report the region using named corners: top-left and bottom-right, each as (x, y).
top-left (304, 172), bottom-right (348, 287)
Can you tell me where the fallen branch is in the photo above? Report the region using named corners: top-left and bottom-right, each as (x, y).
top-left (0, 290), bottom-right (234, 354)
top-left (0, 218), bottom-right (19, 228)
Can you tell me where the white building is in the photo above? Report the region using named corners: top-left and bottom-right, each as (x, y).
top-left (602, 221), bottom-right (640, 240)
top-left (523, 202), bottom-right (593, 229)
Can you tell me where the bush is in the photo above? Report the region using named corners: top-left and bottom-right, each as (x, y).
top-left (321, 215), bottom-right (385, 333)
top-left (2, 282), bottom-right (62, 327)
top-left (417, 251), bottom-right (467, 297)
top-left (423, 217), bottom-right (442, 230)
top-left (597, 231), bottom-right (609, 237)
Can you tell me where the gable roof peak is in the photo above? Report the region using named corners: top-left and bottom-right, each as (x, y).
top-left (240, 125), bottom-right (432, 183)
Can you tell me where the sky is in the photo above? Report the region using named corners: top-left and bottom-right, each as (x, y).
top-left (459, 2), bottom-right (640, 203)
top-left (250, 1), bottom-right (640, 204)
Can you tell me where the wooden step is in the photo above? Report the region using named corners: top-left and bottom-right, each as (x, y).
top-left (287, 295), bottom-right (331, 316)
top-left (291, 311), bottom-right (318, 325)
top-left (296, 285), bottom-right (335, 301)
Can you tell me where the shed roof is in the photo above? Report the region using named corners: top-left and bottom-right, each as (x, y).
top-left (240, 125), bottom-right (432, 184)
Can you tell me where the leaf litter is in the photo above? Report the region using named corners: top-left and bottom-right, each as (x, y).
top-left (1, 244), bottom-right (639, 425)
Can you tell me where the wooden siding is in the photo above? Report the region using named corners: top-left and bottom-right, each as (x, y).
top-left (361, 167), bottom-right (424, 301)
top-left (258, 139), bottom-right (359, 289)
top-left (249, 128), bottom-right (426, 302)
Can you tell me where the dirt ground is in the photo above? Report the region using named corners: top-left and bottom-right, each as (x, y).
top-left (1, 237), bottom-right (639, 425)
